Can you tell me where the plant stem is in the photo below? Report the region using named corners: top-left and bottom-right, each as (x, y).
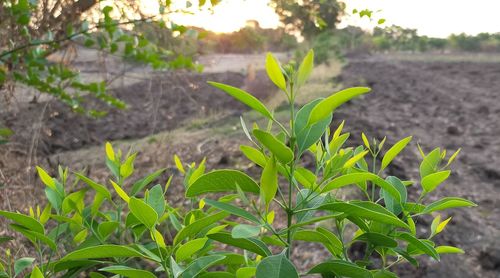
top-left (286, 84), bottom-right (296, 259)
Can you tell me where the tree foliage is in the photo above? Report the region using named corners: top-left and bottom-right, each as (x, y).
top-left (270, 0), bottom-right (345, 40)
top-left (0, 0), bottom-right (210, 116)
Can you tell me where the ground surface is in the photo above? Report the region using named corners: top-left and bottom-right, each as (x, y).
top-left (1, 52), bottom-right (499, 277)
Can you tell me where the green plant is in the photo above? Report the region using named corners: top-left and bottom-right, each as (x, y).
top-left (0, 50), bottom-right (476, 277)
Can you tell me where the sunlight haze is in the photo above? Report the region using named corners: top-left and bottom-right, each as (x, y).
top-left (150, 0), bottom-right (500, 37)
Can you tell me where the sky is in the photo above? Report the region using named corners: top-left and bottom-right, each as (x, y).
top-left (148, 0), bottom-right (500, 38)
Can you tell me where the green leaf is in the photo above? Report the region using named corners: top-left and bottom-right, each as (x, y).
top-left (174, 212), bottom-right (228, 245)
top-left (176, 238), bottom-right (209, 261)
top-left (354, 232), bottom-right (398, 248)
top-left (308, 87), bottom-right (371, 125)
top-left (128, 197), bottom-right (158, 229)
top-left (256, 252), bottom-right (299, 278)
top-left (397, 232), bottom-right (439, 260)
top-left (10, 224), bottom-right (57, 250)
top-left (319, 201), bottom-right (409, 229)
top-left (204, 199), bottom-right (260, 224)
top-left (316, 227), bottom-right (343, 256)
top-left (297, 49), bottom-right (314, 87)
top-left (308, 260), bottom-right (372, 278)
top-left (186, 170), bottom-right (260, 197)
top-left (208, 81), bottom-right (273, 119)
top-left (181, 255), bottom-right (226, 278)
top-left (421, 170), bottom-right (451, 194)
top-left (240, 145), bottom-right (267, 167)
top-left (295, 99), bottom-right (332, 154)
top-left (232, 224), bottom-right (261, 238)
top-left (261, 156), bottom-right (278, 208)
top-left (146, 184), bottom-right (165, 216)
top-left (0, 211), bottom-right (44, 234)
top-left (321, 173), bottom-right (401, 202)
top-left (131, 168), bottom-right (166, 196)
top-left (15, 257), bottom-right (35, 277)
top-left (98, 221), bottom-right (119, 239)
top-left (61, 245), bottom-right (147, 261)
top-left (253, 129), bottom-right (293, 163)
top-left (99, 266), bottom-right (156, 278)
top-left (207, 232), bottom-right (271, 257)
top-left (75, 173), bottom-right (111, 200)
top-left (420, 148), bottom-right (441, 178)
top-left (381, 176), bottom-right (407, 215)
top-left (265, 53), bottom-right (287, 92)
top-left (198, 272), bottom-right (235, 278)
top-left (435, 246), bottom-right (464, 254)
top-left (380, 136), bottom-right (412, 172)
top-left (421, 197), bottom-right (476, 214)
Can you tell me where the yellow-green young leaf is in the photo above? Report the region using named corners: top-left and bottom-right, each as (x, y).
top-left (297, 49), bottom-right (314, 87)
top-left (253, 129), bottom-right (293, 163)
top-left (431, 215), bottom-right (441, 236)
top-left (446, 148), bottom-right (461, 167)
top-left (208, 81), bottom-right (273, 119)
top-left (407, 216), bottom-right (416, 235)
top-left (174, 155), bottom-right (185, 174)
top-left (294, 167), bottom-right (316, 188)
top-left (39, 204), bottom-right (51, 225)
top-left (186, 170), bottom-right (260, 197)
top-left (30, 266), bottom-right (44, 278)
top-left (421, 170), bottom-right (451, 193)
top-left (266, 211), bottom-right (275, 224)
top-left (99, 266), bottom-right (156, 278)
top-left (343, 150), bottom-right (369, 169)
top-left (420, 148), bottom-right (442, 178)
top-left (329, 133), bottom-right (350, 154)
top-left (332, 120), bottom-right (345, 140)
top-left (308, 87), bottom-right (371, 125)
top-left (361, 133), bottom-right (371, 150)
top-left (151, 228), bottom-right (166, 248)
top-left (129, 197), bottom-right (158, 229)
top-left (265, 52), bottom-right (287, 91)
top-left (36, 166), bottom-right (56, 191)
top-left (120, 153), bottom-right (137, 179)
top-left (110, 180), bottom-right (130, 203)
top-left (236, 267), bottom-right (257, 278)
top-left (176, 238), bottom-right (209, 261)
top-left (436, 217), bottom-right (452, 234)
top-left (232, 224), bottom-right (261, 238)
top-left (261, 157), bottom-right (278, 209)
top-left (240, 145), bottom-right (267, 167)
top-left (380, 136), bottom-right (412, 172)
top-left (73, 229), bottom-right (88, 244)
top-left (105, 142), bottom-right (115, 161)
top-left (435, 246), bottom-right (464, 254)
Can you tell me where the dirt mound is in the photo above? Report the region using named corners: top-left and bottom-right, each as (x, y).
top-left (1, 70), bottom-right (274, 155)
top-left (337, 56), bottom-right (500, 278)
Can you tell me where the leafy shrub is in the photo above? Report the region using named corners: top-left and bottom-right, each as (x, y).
top-left (0, 50), bottom-right (476, 277)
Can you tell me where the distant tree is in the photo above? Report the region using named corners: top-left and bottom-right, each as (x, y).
top-left (270, 0), bottom-right (345, 40)
top-left (428, 38), bottom-right (447, 52)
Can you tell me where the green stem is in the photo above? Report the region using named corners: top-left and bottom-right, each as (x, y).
top-left (286, 84), bottom-right (296, 259)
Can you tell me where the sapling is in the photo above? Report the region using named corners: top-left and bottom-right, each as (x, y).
top-left (0, 50), bottom-right (475, 277)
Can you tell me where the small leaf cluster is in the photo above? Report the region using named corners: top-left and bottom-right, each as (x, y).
top-left (0, 50), bottom-right (476, 277)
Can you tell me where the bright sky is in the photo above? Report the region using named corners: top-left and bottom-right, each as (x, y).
top-left (146, 0), bottom-right (500, 38)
